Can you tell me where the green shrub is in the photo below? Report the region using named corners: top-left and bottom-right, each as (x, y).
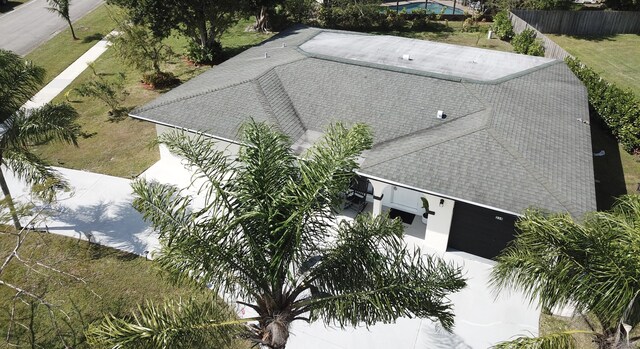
top-left (566, 57), bottom-right (640, 153)
top-left (75, 68), bottom-right (129, 119)
top-left (320, 3), bottom-right (386, 31)
top-left (492, 10), bottom-right (514, 40)
top-left (410, 8), bottom-right (430, 31)
top-left (386, 9), bottom-right (408, 30)
top-left (142, 71), bottom-right (180, 89)
top-left (512, 29), bottom-right (545, 56)
top-left (283, 0), bottom-right (317, 24)
top-left (462, 17), bottom-right (479, 32)
top-left (527, 39), bottom-right (545, 56)
top-left (186, 40), bottom-right (222, 65)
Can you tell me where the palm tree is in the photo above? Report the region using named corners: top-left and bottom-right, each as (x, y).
top-left (87, 121), bottom-right (466, 349)
top-left (0, 49), bottom-right (81, 229)
top-left (46, 0), bottom-right (77, 40)
top-left (490, 194), bottom-right (640, 349)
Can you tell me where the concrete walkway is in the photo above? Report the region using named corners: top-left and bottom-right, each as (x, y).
top-left (5, 166), bottom-right (160, 255)
top-left (23, 31), bottom-right (115, 110)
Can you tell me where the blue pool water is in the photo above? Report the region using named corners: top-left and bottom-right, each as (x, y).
top-left (387, 2), bottom-right (465, 15)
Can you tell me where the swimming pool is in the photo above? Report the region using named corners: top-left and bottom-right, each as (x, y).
top-left (386, 2), bottom-right (465, 15)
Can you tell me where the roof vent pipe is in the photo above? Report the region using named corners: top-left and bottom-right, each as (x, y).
top-left (402, 54), bottom-right (412, 61)
top-left (437, 110), bottom-right (447, 119)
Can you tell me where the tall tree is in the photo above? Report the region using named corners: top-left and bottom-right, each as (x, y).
top-left (491, 194), bottom-right (640, 349)
top-left (244, 0), bottom-right (283, 32)
top-left (107, 0), bottom-right (240, 63)
top-left (0, 50), bottom-right (81, 230)
top-left (46, 0), bottom-right (77, 40)
top-left (87, 121), bottom-right (466, 349)
top-left (109, 9), bottom-right (177, 88)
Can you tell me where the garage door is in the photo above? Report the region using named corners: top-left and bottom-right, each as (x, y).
top-left (448, 201), bottom-right (518, 259)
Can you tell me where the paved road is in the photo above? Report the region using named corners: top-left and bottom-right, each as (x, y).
top-left (0, 0), bottom-right (103, 56)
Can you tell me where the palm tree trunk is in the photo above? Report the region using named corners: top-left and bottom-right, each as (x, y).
top-left (0, 167), bottom-right (22, 230)
top-left (67, 18), bottom-right (78, 40)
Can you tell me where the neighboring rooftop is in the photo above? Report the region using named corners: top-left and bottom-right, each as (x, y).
top-left (133, 27), bottom-right (597, 218)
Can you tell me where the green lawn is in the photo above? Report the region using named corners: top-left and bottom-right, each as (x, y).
top-left (0, 230), bottom-right (245, 349)
top-left (547, 34), bottom-right (640, 203)
top-left (548, 34), bottom-right (640, 97)
top-left (540, 312), bottom-right (640, 348)
top-left (29, 7), bottom-right (272, 178)
top-left (378, 21), bottom-right (514, 52)
top-left (539, 313), bottom-right (597, 349)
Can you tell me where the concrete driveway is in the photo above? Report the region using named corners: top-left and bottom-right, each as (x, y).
top-left (0, 0), bottom-right (104, 55)
top-left (4, 155), bottom-right (539, 348)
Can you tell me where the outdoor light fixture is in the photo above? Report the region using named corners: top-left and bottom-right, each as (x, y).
top-left (439, 199), bottom-right (445, 207)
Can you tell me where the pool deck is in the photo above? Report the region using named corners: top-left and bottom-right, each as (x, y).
top-left (382, 0), bottom-right (472, 14)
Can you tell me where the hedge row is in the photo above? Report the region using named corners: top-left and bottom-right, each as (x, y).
top-left (566, 57), bottom-right (640, 153)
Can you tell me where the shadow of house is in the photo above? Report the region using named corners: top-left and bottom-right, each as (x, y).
top-left (589, 110), bottom-right (627, 210)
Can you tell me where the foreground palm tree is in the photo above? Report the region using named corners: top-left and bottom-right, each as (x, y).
top-left (0, 49), bottom-right (81, 229)
top-left (87, 121), bottom-right (466, 349)
top-left (491, 194), bottom-right (640, 349)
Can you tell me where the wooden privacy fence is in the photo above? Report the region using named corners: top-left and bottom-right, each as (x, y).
top-left (512, 9), bottom-right (640, 36)
top-left (509, 12), bottom-right (572, 60)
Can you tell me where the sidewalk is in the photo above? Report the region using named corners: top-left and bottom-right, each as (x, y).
top-left (22, 30), bottom-right (116, 109)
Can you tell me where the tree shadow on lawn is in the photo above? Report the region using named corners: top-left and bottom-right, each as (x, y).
top-left (81, 33), bottom-right (104, 44)
top-left (563, 33), bottom-right (634, 42)
top-left (590, 108), bottom-right (627, 210)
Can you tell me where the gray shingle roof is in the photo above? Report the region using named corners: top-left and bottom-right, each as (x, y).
top-left (132, 26), bottom-right (597, 218)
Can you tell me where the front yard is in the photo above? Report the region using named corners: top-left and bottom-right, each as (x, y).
top-left (0, 230), bottom-right (246, 349)
top-left (28, 6), bottom-right (272, 178)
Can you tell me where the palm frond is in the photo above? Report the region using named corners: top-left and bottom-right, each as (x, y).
top-left (5, 104), bottom-right (80, 149)
top-left (0, 50), bottom-right (45, 121)
top-left (45, 0), bottom-right (70, 18)
top-left (277, 123), bottom-right (374, 279)
top-left (3, 149), bottom-right (67, 201)
top-left (132, 179), bottom-right (268, 301)
top-left (301, 213), bottom-right (466, 331)
top-left (86, 297), bottom-right (248, 349)
top-left (491, 195), bottom-right (640, 331)
top-left (492, 330), bottom-right (588, 349)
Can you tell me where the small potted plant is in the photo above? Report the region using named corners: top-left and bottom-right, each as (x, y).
top-left (421, 197), bottom-right (430, 224)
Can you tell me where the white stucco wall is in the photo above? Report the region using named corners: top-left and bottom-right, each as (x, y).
top-left (155, 125), bottom-right (241, 159)
top-left (423, 193), bottom-right (455, 253)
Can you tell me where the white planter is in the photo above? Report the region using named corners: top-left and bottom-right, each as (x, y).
top-left (421, 215), bottom-right (428, 224)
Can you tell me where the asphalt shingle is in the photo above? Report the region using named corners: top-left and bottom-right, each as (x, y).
top-left (133, 27), bottom-right (597, 218)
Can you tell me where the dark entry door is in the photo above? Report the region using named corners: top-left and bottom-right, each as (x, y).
top-left (448, 201), bottom-right (518, 259)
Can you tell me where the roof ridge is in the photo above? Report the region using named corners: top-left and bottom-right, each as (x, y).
top-left (362, 109), bottom-right (490, 169)
top-left (254, 69), bottom-right (306, 137)
top-left (133, 78), bottom-right (255, 114)
top-left (485, 128), bottom-right (574, 214)
top-left (133, 56), bottom-right (308, 114)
